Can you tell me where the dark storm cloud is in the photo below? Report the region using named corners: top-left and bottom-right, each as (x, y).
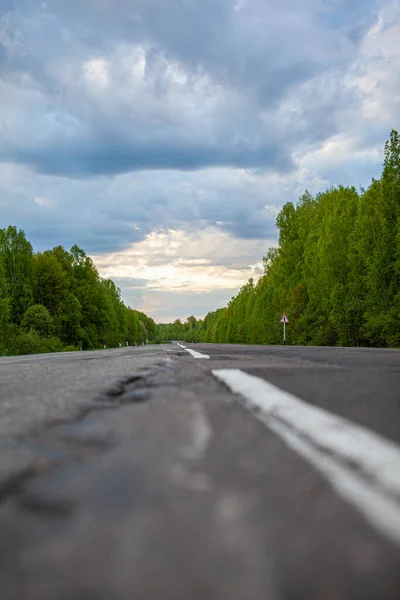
top-left (5, 134), bottom-right (291, 178)
top-left (6, 217), bottom-right (143, 255)
top-left (42, 0), bottom-right (377, 85)
top-left (0, 0), bottom-right (379, 177)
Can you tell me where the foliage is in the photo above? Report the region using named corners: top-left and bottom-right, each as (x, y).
top-left (0, 234), bottom-right (157, 356)
top-left (159, 130), bottom-right (400, 348)
top-left (0, 226), bottom-right (34, 323)
top-left (21, 304), bottom-right (55, 337)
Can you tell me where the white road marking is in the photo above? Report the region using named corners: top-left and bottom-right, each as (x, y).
top-left (212, 368), bottom-right (400, 547)
top-left (185, 348), bottom-right (210, 360)
top-left (177, 343), bottom-right (210, 360)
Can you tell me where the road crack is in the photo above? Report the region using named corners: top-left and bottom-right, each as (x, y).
top-left (0, 358), bottom-right (176, 515)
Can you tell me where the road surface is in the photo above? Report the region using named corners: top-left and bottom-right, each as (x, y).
top-left (0, 343), bottom-right (400, 599)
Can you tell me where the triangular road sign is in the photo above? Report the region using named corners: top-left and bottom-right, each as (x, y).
top-left (280, 314), bottom-right (290, 323)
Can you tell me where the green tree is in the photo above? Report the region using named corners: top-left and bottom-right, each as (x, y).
top-left (0, 232), bottom-right (157, 355)
top-left (0, 251), bottom-right (9, 354)
top-left (0, 226), bottom-right (34, 323)
top-left (58, 293), bottom-right (83, 345)
top-left (21, 304), bottom-right (54, 337)
top-left (34, 252), bottom-right (69, 315)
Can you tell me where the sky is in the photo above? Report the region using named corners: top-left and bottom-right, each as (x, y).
top-left (1, 0), bottom-right (399, 322)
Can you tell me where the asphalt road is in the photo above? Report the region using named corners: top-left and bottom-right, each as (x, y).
top-left (1, 343), bottom-right (400, 599)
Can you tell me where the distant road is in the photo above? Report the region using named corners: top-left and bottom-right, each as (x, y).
top-left (1, 343), bottom-right (400, 599)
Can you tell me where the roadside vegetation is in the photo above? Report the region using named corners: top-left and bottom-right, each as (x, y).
top-left (159, 130), bottom-right (400, 347)
top-left (0, 232), bottom-right (156, 356)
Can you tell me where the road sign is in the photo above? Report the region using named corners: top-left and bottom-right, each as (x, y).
top-left (280, 314), bottom-right (289, 344)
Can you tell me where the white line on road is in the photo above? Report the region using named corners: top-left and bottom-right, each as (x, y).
top-left (212, 368), bottom-right (400, 547)
top-left (185, 348), bottom-right (210, 360)
top-left (177, 343), bottom-right (210, 360)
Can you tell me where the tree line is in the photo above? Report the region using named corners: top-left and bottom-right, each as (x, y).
top-left (0, 229), bottom-right (156, 356)
top-left (159, 130), bottom-right (400, 348)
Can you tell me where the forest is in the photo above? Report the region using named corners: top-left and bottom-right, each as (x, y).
top-left (0, 230), bottom-right (156, 356)
top-left (158, 130), bottom-right (400, 348)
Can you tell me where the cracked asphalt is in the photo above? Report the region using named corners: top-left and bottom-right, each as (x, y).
top-left (0, 343), bottom-right (400, 599)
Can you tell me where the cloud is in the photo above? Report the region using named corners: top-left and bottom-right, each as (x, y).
top-left (108, 276), bottom-right (240, 322)
top-left (91, 227), bottom-right (269, 294)
top-left (134, 289), bottom-right (242, 323)
top-left (1, 0), bottom-right (399, 321)
top-left (92, 227), bottom-right (271, 320)
top-left (0, 0), bottom-right (382, 177)
top-left (34, 195), bottom-right (55, 209)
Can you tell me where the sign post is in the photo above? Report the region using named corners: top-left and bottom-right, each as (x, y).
top-left (280, 314), bottom-right (290, 344)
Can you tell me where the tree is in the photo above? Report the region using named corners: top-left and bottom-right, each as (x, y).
top-left (34, 252), bottom-right (69, 315)
top-left (58, 293), bottom-right (82, 345)
top-left (0, 232), bottom-right (158, 355)
top-left (0, 251), bottom-right (9, 353)
top-left (0, 226), bottom-right (34, 323)
top-left (21, 305), bottom-right (54, 337)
